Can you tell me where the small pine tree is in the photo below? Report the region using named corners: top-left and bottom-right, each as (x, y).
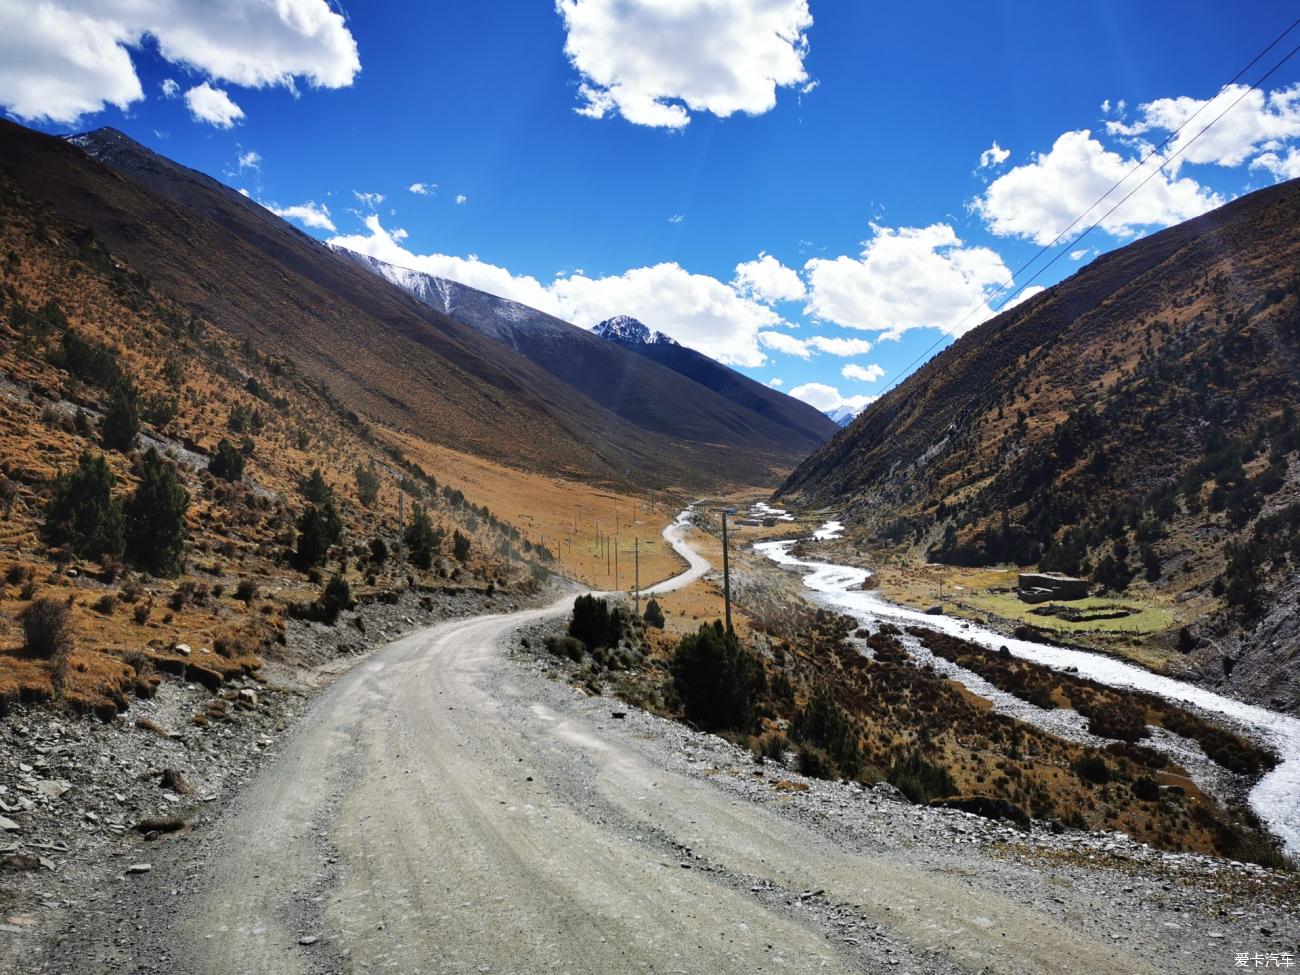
top-left (404, 504), bottom-right (437, 570)
top-left (355, 462), bottom-right (380, 508)
top-left (369, 537), bottom-right (389, 564)
top-left (124, 448), bottom-right (190, 577)
top-left (299, 467), bottom-right (332, 505)
top-left (453, 529), bottom-right (471, 563)
top-left (319, 572), bottom-right (351, 624)
top-left (643, 597), bottom-right (665, 629)
top-left (208, 438), bottom-right (246, 482)
top-left (100, 383), bottom-right (140, 452)
top-left (296, 500), bottom-right (342, 567)
top-left (669, 621), bottom-right (766, 732)
top-left (43, 451), bottom-right (125, 560)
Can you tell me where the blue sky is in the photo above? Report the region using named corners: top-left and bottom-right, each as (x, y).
top-left (4, 1), bottom-right (1300, 416)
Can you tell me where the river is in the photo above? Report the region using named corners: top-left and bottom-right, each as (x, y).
top-left (752, 512), bottom-right (1300, 859)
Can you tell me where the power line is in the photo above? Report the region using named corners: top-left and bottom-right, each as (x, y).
top-left (865, 17), bottom-right (1300, 404)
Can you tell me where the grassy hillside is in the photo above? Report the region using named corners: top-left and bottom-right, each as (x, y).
top-left (0, 165), bottom-right (627, 717)
top-left (778, 179), bottom-right (1300, 706)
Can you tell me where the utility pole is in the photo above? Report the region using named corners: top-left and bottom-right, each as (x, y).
top-left (721, 507), bottom-right (733, 635)
top-left (397, 488), bottom-right (406, 575)
top-left (615, 511), bottom-right (620, 591)
top-left (606, 531), bottom-right (611, 576)
top-left (634, 536), bottom-right (640, 614)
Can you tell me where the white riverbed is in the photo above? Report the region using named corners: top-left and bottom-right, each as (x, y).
top-left (754, 526), bottom-right (1300, 859)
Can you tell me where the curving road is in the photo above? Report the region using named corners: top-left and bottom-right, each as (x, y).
top-left (71, 513), bottom-right (1175, 974)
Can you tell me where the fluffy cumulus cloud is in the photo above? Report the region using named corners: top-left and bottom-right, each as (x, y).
top-left (237, 149), bottom-right (261, 170)
top-left (804, 223), bottom-right (1009, 339)
top-left (1107, 84), bottom-right (1300, 169)
top-left (842, 362), bottom-right (884, 383)
top-left (973, 130), bottom-right (1222, 245)
top-left (556, 0), bottom-right (813, 129)
top-left (185, 82), bottom-right (244, 128)
top-left (1001, 284), bottom-right (1045, 310)
top-left (734, 252), bottom-right (805, 303)
top-left (978, 141), bottom-right (1010, 168)
top-left (328, 215), bottom-right (787, 367)
top-left (0, 0), bottom-right (360, 124)
top-left (788, 382), bottom-right (877, 414)
top-left (806, 335), bottom-right (872, 356)
top-left (408, 182), bottom-right (436, 196)
top-left (455, 194), bottom-right (468, 205)
top-left (265, 200), bottom-right (334, 232)
top-left (1253, 146), bottom-right (1300, 181)
top-left (768, 377), bottom-right (783, 387)
top-left (758, 330), bottom-right (809, 359)
top-left (552, 263), bottom-right (785, 366)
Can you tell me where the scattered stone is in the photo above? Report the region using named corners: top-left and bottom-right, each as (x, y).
top-left (0, 816), bottom-right (20, 832)
top-left (125, 863), bottom-right (152, 874)
top-left (298, 934), bottom-right (319, 946)
top-left (134, 816), bottom-right (186, 835)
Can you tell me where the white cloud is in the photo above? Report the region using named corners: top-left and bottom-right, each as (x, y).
top-left (734, 252), bottom-right (805, 303)
top-left (0, 0), bottom-right (359, 124)
top-left (264, 200), bottom-right (335, 232)
top-left (1069, 248), bottom-right (1090, 261)
top-left (804, 223), bottom-right (1010, 339)
top-left (160, 78), bottom-right (179, 99)
top-left (973, 130), bottom-right (1222, 244)
top-left (408, 182), bottom-right (436, 195)
top-left (184, 82), bottom-right (244, 128)
top-left (806, 335), bottom-right (873, 356)
top-left (788, 382), bottom-right (877, 414)
top-left (758, 330), bottom-right (810, 359)
top-left (1107, 83), bottom-right (1300, 168)
top-left (353, 190), bottom-right (385, 209)
top-left (556, 0), bottom-right (813, 129)
top-left (668, 213), bottom-right (685, 224)
top-left (237, 149), bottom-right (261, 170)
top-left (330, 215), bottom-right (791, 367)
top-left (455, 194), bottom-right (468, 205)
top-left (1000, 285), bottom-right (1045, 311)
top-left (552, 263), bottom-right (785, 366)
top-left (842, 362), bottom-right (884, 383)
top-left (768, 377), bottom-right (783, 387)
top-left (978, 141), bottom-right (1010, 168)
top-left (1252, 146), bottom-right (1300, 181)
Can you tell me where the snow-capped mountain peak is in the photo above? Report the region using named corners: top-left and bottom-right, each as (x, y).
top-left (591, 315), bottom-right (678, 347)
top-left (824, 405), bottom-right (862, 428)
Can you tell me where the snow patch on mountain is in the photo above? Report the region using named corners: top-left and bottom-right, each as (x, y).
top-left (592, 315), bottom-right (678, 347)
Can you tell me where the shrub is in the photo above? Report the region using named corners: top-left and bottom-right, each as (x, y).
top-left (887, 752), bottom-right (955, 804)
top-left (92, 592), bottom-right (117, 615)
top-left (100, 383), bottom-right (140, 452)
top-left (404, 505), bottom-right (438, 570)
top-left (124, 449), bottom-right (190, 577)
top-left (20, 597), bottom-right (74, 660)
top-left (208, 438), bottom-right (245, 482)
top-left (1071, 754), bottom-right (1112, 785)
top-left (1131, 776), bottom-right (1160, 801)
top-left (133, 601), bottom-right (152, 625)
top-left (296, 500), bottom-right (342, 567)
top-left (643, 597), bottom-right (665, 629)
top-left (369, 537), bottom-right (389, 565)
top-left (797, 744), bottom-right (837, 779)
top-left (234, 579), bottom-right (258, 604)
top-left (545, 635), bottom-right (586, 662)
top-left (453, 529), bottom-right (471, 563)
top-left (570, 595), bottom-right (613, 648)
top-left (669, 621), bottom-right (766, 732)
top-left (299, 467), bottom-right (332, 505)
top-left (319, 573), bottom-right (351, 624)
top-left (792, 686), bottom-right (861, 777)
top-left (355, 463), bottom-right (380, 507)
top-left (754, 731), bottom-right (788, 764)
top-left (43, 452), bottom-right (125, 560)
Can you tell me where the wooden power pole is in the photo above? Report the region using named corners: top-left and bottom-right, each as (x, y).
top-left (634, 536), bottom-right (640, 614)
top-left (721, 507), bottom-right (733, 635)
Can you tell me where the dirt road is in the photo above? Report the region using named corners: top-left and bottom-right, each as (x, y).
top-left (40, 516), bottom-right (1241, 974)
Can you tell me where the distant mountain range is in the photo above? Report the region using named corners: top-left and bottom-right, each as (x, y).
top-left (0, 120), bottom-right (827, 491)
top-left (334, 250), bottom-right (837, 463)
top-left (823, 405), bottom-right (861, 428)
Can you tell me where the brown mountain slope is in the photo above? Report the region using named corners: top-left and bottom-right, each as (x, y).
top-left (0, 121), bottom-right (791, 490)
top-left (778, 178), bottom-right (1300, 708)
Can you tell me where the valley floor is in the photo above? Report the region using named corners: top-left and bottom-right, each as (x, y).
top-left (7, 518), bottom-right (1296, 974)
